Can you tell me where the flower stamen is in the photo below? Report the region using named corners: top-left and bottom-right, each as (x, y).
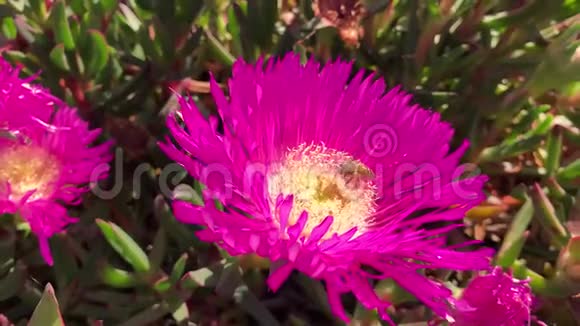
top-left (268, 143), bottom-right (377, 239)
top-left (0, 144), bottom-right (60, 201)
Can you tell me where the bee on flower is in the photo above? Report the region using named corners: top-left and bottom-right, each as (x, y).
top-left (160, 54), bottom-right (492, 323)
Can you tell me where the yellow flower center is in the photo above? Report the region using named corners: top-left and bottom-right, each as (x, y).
top-left (268, 143), bottom-right (377, 239)
top-left (0, 144), bottom-right (60, 201)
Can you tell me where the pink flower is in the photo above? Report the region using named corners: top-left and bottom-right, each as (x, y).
top-left (161, 54), bottom-right (492, 323)
top-left (451, 267), bottom-right (534, 326)
top-left (0, 59), bottom-right (112, 265)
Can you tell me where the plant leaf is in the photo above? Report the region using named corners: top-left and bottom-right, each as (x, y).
top-left (496, 196), bottom-right (534, 267)
top-left (96, 219), bottom-right (151, 273)
top-left (83, 30), bottom-right (110, 77)
top-left (50, 0), bottom-right (75, 50)
top-left (49, 44), bottom-right (70, 71)
top-left (28, 283), bottom-right (65, 326)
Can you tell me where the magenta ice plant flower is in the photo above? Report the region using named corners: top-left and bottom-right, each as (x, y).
top-left (160, 54), bottom-right (493, 323)
top-left (450, 267), bottom-right (534, 326)
top-left (0, 59), bottom-right (112, 265)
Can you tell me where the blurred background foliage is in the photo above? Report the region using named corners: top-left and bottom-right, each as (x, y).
top-left (0, 0), bottom-right (578, 325)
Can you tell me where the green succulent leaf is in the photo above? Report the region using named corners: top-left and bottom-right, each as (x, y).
top-left (558, 159), bottom-right (580, 184)
top-left (1, 17), bottom-right (17, 40)
top-left (28, 0), bottom-right (48, 22)
top-left (100, 264), bottom-right (138, 288)
top-left (169, 253), bottom-right (188, 285)
top-left (246, 0), bottom-right (277, 51)
top-left (49, 44), bottom-right (71, 71)
top-left (170, 302), bottom-right (189, 324)
top-left (532, 183), bottom-right (569, 247)
top-left (545, 126), bottom-right (563, 176)
top-left (96, 219), bottom-right (151, 273)
top-left (496, 196), bottom-right (534, 267)
top-left (50, 0), bottom-right (75, 50)
top-left (83, 30), bottom-right (110, 77)
top-left (28, 283), bottom-right (65, 326)
top-left (152, 276), bottom-right (171, 293)
top-left (180, 267), bottom-right (216, 290)
top-left (204, 28), bottom-right (235, 67)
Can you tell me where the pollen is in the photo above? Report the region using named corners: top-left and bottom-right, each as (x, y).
top-left (0, 144), bottom-right (60, 201)
top-left (268, 143), bottom-right (377, 239)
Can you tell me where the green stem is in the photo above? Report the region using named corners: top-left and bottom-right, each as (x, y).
top-left (204, 28), bottom-right (235, 67)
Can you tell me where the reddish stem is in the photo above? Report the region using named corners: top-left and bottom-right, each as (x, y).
top-left (65, 78), bottom-right (92, 119)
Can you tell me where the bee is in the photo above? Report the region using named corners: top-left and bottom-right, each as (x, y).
top-left (338, 159), bottom-right (374, 187)
top-left (0, 129), bottom-right (18, 141)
